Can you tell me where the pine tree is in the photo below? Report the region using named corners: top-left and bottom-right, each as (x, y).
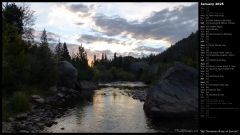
top-left (55, 39), bottom-right (62, 62)
top-left (3, 3), bottom-right (24, 35)
top-left (113, 52), bottom-right (117, 67)
top-left (104, 53), bottom-right (107, 61)
top-left (2, 3), bottom-right (35, 41)
top-left (114, 52), bottom-right (117, 60)
top-left (62, 42), bottom-right (71, 61)
top-left (73, 44), bottom-right (88, 69)
top-left (78, 44), bottom-right (87, 62)
top-left (93, 54), bottom-right (97, 65)
top-left (40, 29), bottom-right (48, 47)
top-left (101, 53), bottom-right (104, 62)
top-left (94, 55), bottom-right (97, 63)
top-left (118, 55), bottom-right (123, 68)
top-left (39, 28), bottom-right (52, 64)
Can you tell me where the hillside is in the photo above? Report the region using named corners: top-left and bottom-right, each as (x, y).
top-left (152, 31), bottom-right (198, 68)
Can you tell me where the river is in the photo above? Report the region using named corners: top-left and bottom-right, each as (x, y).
top-left (43, 81), bottom-right (197, 133)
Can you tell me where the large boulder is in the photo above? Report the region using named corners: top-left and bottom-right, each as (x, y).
top-left (57, 61), bottom-right (78, 89)
top-left (143, 62), bottom-right (198, 119)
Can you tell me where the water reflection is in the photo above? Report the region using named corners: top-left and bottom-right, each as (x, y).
top-left (44, 82), bottom-right (197, 133)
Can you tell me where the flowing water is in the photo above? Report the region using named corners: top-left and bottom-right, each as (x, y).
top-left (44, 81), bottom-right (197, 133)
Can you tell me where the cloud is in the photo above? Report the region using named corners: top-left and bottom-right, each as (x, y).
top-left (93, 3), bottom-right (198, 44)
top-left (30, 3), bottom-right (197, 59)
top-left (134, 46), bottom-right (165, 53)
top-left (68, 4), bottom-right (90, 13)
top-left (77, 34), bottom-right (122, 45)
top-left (47, 31), bottom-right (61, 42)
top-left (78, 12), bottom-right (92, 17)
top-left (75, 22), bottom-right (84, 25)
top-left (66, 3), bottom-right (96, 18)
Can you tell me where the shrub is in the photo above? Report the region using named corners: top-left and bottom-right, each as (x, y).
top-left (117, 70), bottom-right (135, 81)
top-left (9, 91), bottom-right (31, 114)
top-left (2, 98), bottom-right (10, 121)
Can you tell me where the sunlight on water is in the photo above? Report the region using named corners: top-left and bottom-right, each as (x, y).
top-left (44, 85), bottom-right (157, 133)
top-left (43, 82), bottom-right (197, 133)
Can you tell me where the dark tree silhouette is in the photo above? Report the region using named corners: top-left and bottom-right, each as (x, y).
top-left (55, 39), bottom-right (63, 61)
top-left (62, 42), bottom-right (71, 61)
top-left (40, 29), bottom-right (48, 47)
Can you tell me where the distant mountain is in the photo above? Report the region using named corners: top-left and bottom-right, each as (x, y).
top-left (152, 31), bottom-right (198, 68)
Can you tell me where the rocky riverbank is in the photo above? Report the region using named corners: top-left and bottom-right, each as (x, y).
top-left (2, 86), bottom-right (89, 133)
top-left (2, 60), bottom-right (100, 133)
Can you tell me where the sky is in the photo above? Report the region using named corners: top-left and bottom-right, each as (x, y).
top-left (16, 2), bottom-right (198, 59)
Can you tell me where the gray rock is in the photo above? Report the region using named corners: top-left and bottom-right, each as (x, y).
top-left (31, 95), bottom-right (45, 104)
top-left (14, 122), bottom-right (27, 131)
top-left (2, 122), bottom-right (13, 133)
top-left (57, 93), bottom-right (64, 98)
top-left (34, 98), bottom-right (45, 104)
top-left (31, 95), bottom-right (41, 99)
top-left (57, 61), bottom-right (78, 89)
top-left (15, 113), bottom-right (28, 121)
top-left (144, 62), bottom-right (198, 118)
top-left (8, 117), bottom-right (14, 122)
top-left (33, 118), bottom-right (40, 122)
top-left (46, 96), bottom-right (58, 104)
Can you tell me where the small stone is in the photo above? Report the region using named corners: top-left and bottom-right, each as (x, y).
top-left (31, 95), bottom-right (41, 99)
top-left (45, 121), bottom-right (54, 127)
top-left (14, 122), bottom-right (27, 131)
top-left (57, 93), bottom-right (64, 98)
top-left (61, 127), bottom-right (64, 130)
top-left (35, 98), bottom-right (45, 104)
top-left (16, 113), bottom-right (28, 121)
top-left (2, 122), bottom-right (13, 133)
top-left (31, 95), bottom-right (45, 104)
top-left (8, 117), bottom-right (14, 122)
